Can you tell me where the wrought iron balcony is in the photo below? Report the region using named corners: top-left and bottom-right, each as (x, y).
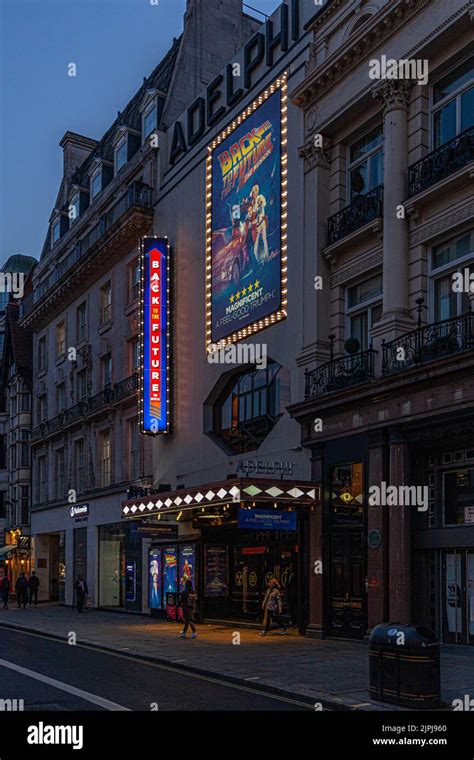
top-left (114, 373), bottom-right (139, 402)
top-left (20, 181), bottom-right (152, 319)
top-left (304, 348), bottom-right (377, 399)
top-left (87, 387), bottom-right (114, 415)
top-left (327, 185), bottom-right (383, 246)
top-left (408, 126), bottom-right (474, 197)
top-left (64, 402), bottom-right (87, 425)
top-left (382, 309), bottom-right (474, 375)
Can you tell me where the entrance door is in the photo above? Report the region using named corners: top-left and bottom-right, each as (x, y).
top-left (329, 530), bottom-right (365, 639)
top-left (443, 550), bottom-right (474, 644)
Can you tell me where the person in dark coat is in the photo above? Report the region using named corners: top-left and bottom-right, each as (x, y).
top-left (15, 573), bottom-right (28, 609)
top-left (28, 571), bottom-right (40, 606)
top-left (74, 575), bottom-right (89, 613)
top-left (179, 580), bottom-right (197, 639)
top-left (1, 576), bottom-right (10, 609)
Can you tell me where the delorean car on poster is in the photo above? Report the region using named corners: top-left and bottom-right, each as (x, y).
top-left (209, 87), bottom-right (283, 344)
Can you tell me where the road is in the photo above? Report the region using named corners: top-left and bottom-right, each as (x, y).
top-left (0, 627), bottom-right (313, 711)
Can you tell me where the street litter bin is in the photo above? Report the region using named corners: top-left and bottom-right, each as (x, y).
top-left (369, 623), bottom-right (440, 708)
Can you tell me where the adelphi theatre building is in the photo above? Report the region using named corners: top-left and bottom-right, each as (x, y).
top-left (123, 0), bottom-right (474, 644)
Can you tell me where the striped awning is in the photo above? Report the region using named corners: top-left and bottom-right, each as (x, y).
top-left (122, 478), bottom-right (320, 518)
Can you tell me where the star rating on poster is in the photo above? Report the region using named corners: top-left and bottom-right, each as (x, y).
top-left (228, 279), bottom-right (262, 304)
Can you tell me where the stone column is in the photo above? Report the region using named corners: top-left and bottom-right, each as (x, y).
top-left (298, 132), bottom-right (332, 367)
top-left (371, 81), bottom-right (414, 344)
top-left (388, 428), bottom-right (412, 622)
top-left (306, 444), bottom-right (325, 638)
top-left (367, 430), bottom-right (389, 631)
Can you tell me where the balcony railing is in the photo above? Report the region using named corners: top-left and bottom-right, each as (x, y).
top-left (327, 185), bottom-right (383, 246)
top-left (114, 373), bottom-right (139, 402)
top-left (382, 309), bottom-right (474, 375)
top-left (20, 181), bottom-right (152, 318)
top-left (304, 348), bottom-right (377, 399)
top-left (30, 376), bottom-right (140, 440)
top-left (408, 126), bottom-right (474, 197)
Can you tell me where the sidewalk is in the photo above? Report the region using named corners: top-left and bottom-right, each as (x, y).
top-left (0, 604), bottom-right (473, 710)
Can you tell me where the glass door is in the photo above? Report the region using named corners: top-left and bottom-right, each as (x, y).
top-left (442, 550), bottom-right (474, 644)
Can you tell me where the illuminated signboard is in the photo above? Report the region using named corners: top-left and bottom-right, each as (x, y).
top-left (140, 236), bottom-right (170, 434)
top-left (206, 74), bottom-right (288, 351)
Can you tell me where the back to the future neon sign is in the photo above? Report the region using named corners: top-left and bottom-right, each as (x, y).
top-left (141, 237), bottom-right (170, 435)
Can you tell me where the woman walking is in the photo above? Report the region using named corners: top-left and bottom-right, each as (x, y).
top-left (179, 580), bottom-right (197, 639)
top-left (260, 578), bottom-right (288, 636)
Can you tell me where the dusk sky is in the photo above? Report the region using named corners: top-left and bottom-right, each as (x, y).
top-left (0, 0), bottom-right (280, 268)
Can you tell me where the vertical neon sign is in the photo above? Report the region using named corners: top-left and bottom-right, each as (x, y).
top-left (141, 236), bottom-right (170, 434)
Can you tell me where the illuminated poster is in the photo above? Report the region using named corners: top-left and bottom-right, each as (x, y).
top-left (204, 545), bottom-right (228, 597)
top-left (206, 78), bottom-right (287, 348)
top-left (141, 236), bottom-right (169, 434)
top-left (163, 545), bottom-right (178, 596)
top-left (179, 544), bottom-right (195, 592)
top-left (148, 548), bottom-right (162, 610)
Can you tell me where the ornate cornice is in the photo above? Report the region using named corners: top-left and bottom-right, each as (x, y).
top-left (331, 249), bottom-right (382, 286)
top-left (410, 202), bottom-right (474, 245)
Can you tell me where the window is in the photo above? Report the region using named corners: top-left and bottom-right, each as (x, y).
top-left (21, 431), bottom-right (30, 467)
top-left (347, 274), bottom-right (383, 351)
top-left (38, 336), bottom-right (47, 371)
top-left (212, 362), bottom-right (290, 454)
top-left (55, 448), bottom-right (65, 499)
top-left (431, 230), bottom-right (473, 322)
top-left (10, 393), bottom-right (17, 417)
top-left (37, 455), bottom-right (48, 503)
top-left (102, 353), bottom-right (112, 388)
top-left (20, 388), bottom-right (30, 412)
top-left (20, 486), bottom-right (29, 525)
top-left (10, 441), bottom-right (16, 470)
top-left (0, 435), bottom-right (5, 469)
top-left (56, 382), bottom-right (66, 413)
top-left (77, 302), bottom-right (87, 342)
top-left (51, 219), bottom-right (60, 246)
top-left (77, 370), bottom-right (88, 402)
top-left (115, 138), bottom-right (127, 172)
top-left (349, 125), bottom-right (384, 199)
top-left (91, 170), bottom-right (102, 199)
top-left (100, 282), bottom-right (112, 324)
top-left (0, 492), bottom-right (5, 519)
top-left (37, 394), bottom-right (48, 423)
top-left (69, 193), bottom-right (80, 224)
top-left (143, 103), bottom-right (157, 140)
top-left (129, 419), bottom-right (140, 480)
top-left (433, 58), bottom-right (473, 148)
top-left (56, 320), bottom-right (66, 358)
top-left (75, 439), bottom-right (85, 493)
top-left (101, 430), bottom-right (112, 487)
top-left (130, 260), bottom-right (140, 302)
top-left (444, 468), bottom-right (474, 525)
top-left (131, 337), bottom-right (140, 372)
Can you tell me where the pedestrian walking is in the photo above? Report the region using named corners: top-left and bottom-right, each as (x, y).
top-left (15, 572), bottom-right (29, 609)
top-left (1, 576), bottom-right (10, 609)
top-left (74, 575), bottom-right (89, 613)
top-left (28, 571), bottom-right (40, 606)
top-left (179, 580), bottom-right (197, 639)
top-left (259, 578), bottom-right (288, 636)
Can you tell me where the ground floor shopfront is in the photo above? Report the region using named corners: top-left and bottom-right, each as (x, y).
top-left (122, 478), bottom-right (319, 630)
top-left (290, 387), bottom-right (474, 644)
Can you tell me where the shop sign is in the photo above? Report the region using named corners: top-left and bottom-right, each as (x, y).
top-left (242, 546), bottom-right (266, 555)
top-left (464, 506), bottom-right (474, 524)
top-left (169, 0), bottom-right (300, 166)
top-left (236, 459), bottom-right (293, 476)
top-left (125, 561), bottom-right (136, 603)
top-left (141, 236), bottom-right (170, 435)
top-left (238, 508), bottom-right (296, 531)
top-left (69, 504), bottom-right (89, 520)
top-left (132, 522), bottom-right (178, 539)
